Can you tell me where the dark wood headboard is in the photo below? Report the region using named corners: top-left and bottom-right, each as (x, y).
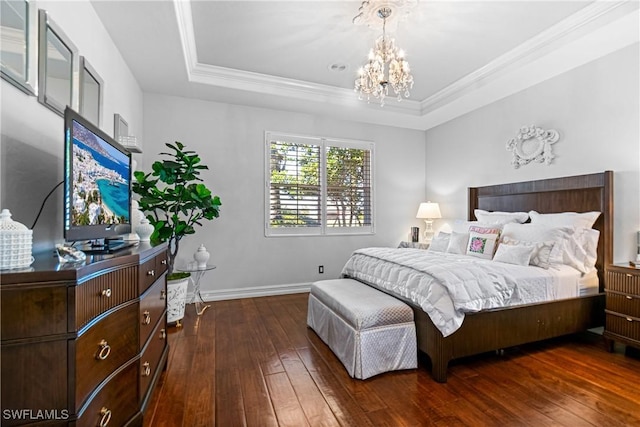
top-left (468, 171), bottom-right (613, 288)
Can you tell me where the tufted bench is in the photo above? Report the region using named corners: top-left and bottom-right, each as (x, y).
top-left (307, 278), bottom-right (417, 379)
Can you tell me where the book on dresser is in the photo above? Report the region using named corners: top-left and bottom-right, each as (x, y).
top-left (0, 243), bottom-right (168, 427)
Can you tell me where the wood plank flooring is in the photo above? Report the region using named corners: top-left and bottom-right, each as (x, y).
top-left (144, 293), bottom-right (640, 427)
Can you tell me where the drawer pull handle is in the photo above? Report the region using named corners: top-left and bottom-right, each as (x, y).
top-left (160, 328), bottom-right (166, 340)
top-left (160, 290), bottom-right (166, 300)
top-left (147, 269), bottom-right (155, 276)
top-left (99, 407), bottom-right (112, 427)
top-left (142, 311), bottom-right (151, 325)
top-left (96, 340), bottom-right (111, 360)
top-left (142, 361), bottom-right (151, 377)
top-left (101, 288), bottom-right (112, 298)
top-left (161, 259), bottom-right (167, 265)
top-left (627, 317), bottom-right (634, 322)
top-left (626, 273), bottom-right (633, 277)
top-left (626, 295), bottom-right (633, 300)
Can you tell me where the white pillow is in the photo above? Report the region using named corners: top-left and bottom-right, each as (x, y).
top-left (493, 244), bottom-right (535, 266)
top-left (446, 231), bottom-right (469, 255)
top-left (428, 232), bottom-right (450, 252)
top-left (501, 223), bottom-right (598, 273)
top-left (466, 226), bottom-right (501, 259)
top-left (501, 236), bottom-right (555, 269)
top-left (528, 210), bottom-right (601, 229)
top-left (475, 209), bottom-right (528, 225)
top-left (562, 228), bottom-right (600, 273)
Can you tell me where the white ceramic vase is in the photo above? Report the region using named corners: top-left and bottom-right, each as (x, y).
top-left (135, 218), bottom-right (154, 242)
top-left (193, 244), bottom-right (210, 269)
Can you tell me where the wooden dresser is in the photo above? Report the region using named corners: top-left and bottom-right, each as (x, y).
top-left (604, 264), bottom-right (640, 351)
top-left (0, 243), bottom-right (168, 426)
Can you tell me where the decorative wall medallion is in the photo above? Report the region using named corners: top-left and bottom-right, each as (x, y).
top-left (506, 125), bottom-right (559, 169)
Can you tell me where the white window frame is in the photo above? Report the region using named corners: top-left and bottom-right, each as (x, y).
top-left (265, 131), bottom-right (375, 237)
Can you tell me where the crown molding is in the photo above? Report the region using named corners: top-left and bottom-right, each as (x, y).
top-left (173, 0), bottom-right (638, 125)
top-left (419, 0), bottom-right (637, 115)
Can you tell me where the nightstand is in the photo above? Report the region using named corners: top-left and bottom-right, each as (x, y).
top-left (604, 264), bottom-right (640, 351)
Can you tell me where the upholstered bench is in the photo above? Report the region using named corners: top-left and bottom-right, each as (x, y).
top-left (307, 278), bottom-right (417, 379)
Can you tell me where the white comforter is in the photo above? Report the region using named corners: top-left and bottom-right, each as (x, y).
top-left (341, 247), bottom-right (554, 337)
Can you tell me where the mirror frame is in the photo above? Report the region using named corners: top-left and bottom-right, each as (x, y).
top-left (79, 56), bottom-right (103, 126)
top-left (0, 0), bottom-right (38, 95)
top-left (37, 8), bottom-right (79, 116)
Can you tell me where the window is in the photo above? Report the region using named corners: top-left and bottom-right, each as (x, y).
top-left (265, 132), bottom-right (374, 236)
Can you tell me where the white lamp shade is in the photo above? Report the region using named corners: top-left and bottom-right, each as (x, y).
top-left (416, 202), bottom-right (441, 219)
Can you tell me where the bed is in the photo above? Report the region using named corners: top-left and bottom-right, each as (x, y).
top-left (342, 171), bottom-right (613, 382)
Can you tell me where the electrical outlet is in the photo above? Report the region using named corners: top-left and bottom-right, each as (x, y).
top-left (318, 265), bottom-right (324, 274)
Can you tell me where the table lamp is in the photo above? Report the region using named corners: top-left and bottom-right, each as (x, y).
top-left (416, 202), bottom-right (441, 243)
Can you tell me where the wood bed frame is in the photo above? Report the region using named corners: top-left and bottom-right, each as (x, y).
top-left (357, 171), bottom-right (613, 382)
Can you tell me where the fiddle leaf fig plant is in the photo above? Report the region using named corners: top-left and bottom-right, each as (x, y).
top-left (132, 141), bottom-right (221, 276)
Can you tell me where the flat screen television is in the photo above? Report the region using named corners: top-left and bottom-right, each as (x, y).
top-left (63, 107), bottom-right (134, 253)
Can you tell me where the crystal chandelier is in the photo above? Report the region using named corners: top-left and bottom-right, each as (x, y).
top-left (354, 7), bottom-right (414, 106)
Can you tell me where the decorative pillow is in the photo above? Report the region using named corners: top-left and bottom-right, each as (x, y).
top-left (428, 232), bottom-right (450, 252)
top-left (474, 209), bottom-right (529, 225)
top-left (451, 220), bottom-right (505, 233)
top-left (528, 210), bottom-right (601, 229)
top-left (466, 226), bottom-right (501, 259)
top-left (446, 231), bottom-right (469, 255)
top-left (501, 236), bottom-right (555, 269)
top-left (493, 243), bottom-right (535, 266)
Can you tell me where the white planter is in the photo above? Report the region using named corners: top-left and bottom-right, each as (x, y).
top-left (167, 276), bottom-right (189, 325)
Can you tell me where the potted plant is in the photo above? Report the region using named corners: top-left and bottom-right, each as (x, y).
top-left (133, 141), bottom-right (221, 324)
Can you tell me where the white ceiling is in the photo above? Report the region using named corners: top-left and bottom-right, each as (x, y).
top-left (91, 1), bottom-right (640, 130)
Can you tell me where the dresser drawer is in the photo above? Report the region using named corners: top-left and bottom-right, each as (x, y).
top-left (605, 311), bottom-right (640, 343)
top-left (140, 277), bottom-right (167, 349)
top-left (606, 268), bottom-right (640, 295)
top-left (76, 361), bottom-right (138, 427)
top-left (75, 302), bottom-right (139, 409)
top-left (0, 284), bottom-right (68, 340)
top-left (606, 292), bottom-right (640, 318)
top-left (139, 317), bottom-right (168, 403)
top-left (1, 340), bottom-right (68, 426)
top-left (155, 251), bottom-right (168, 279)
top-left (76, 266), bottom-right (138, 330)
top-left (140, 252), bottom-right (168, 294)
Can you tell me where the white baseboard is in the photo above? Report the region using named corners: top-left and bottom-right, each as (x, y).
top-left (186, 282), bottom-right (312, 302)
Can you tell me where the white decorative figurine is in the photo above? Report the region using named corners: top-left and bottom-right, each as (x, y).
top-left (193, 244), bottom-right (210, 269)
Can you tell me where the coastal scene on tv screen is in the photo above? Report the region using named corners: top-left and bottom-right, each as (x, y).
top-left (70, 120), bottom-right (130, 226)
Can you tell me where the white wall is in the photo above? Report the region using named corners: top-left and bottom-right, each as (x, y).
top-left (143, 93), bottom-right (426, 297)
top-left (425, 44), bottom-right (640, 263)
top-left (0, 1), bottom-right (144, 253)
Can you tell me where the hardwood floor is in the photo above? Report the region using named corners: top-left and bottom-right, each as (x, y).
top-left (144, 293), bottom-right (640, 427)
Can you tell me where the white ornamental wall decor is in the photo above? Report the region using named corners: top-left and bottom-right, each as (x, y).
top-left (506, 125), bottom-right (559, 169)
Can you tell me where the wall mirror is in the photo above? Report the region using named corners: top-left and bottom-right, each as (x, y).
top-left (0, 0), bottom-right (38, 94)
top-left (37, 8), bottom-right (78, 116)
top-left (114, 113), bottom-right (128, 140)
top-left (79, 56), bottom-right (103, 126)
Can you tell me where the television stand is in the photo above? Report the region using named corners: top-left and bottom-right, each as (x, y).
top-left (80, 239), bottom-right (136, 254)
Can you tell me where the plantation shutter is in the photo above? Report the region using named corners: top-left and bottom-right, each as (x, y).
top-left (265, 132), bottom-right (374, 236)
top-left (324, 141), bottom-right (373, 232)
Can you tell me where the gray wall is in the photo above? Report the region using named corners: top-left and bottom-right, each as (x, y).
top-left (1, 1), bottom-right (144, 254)
top-left (142, 94), bottom-right (427, 298)
top-left (425, 44), bottom-right (640, 263)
